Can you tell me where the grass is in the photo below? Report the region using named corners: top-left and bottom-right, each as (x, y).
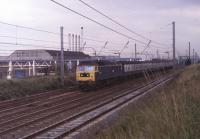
top-left (96, 65), bottom-right (200, 139)
top-left (0, 75), bottom-right (75, 101)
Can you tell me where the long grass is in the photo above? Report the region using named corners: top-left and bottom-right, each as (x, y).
top-left (96, 65), bottom-right (200, 139)
top-left (0, 75), bottom-right (75, 101)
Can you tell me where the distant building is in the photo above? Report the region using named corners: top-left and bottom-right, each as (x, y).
top-left (7, 50), bottom-right (90, 61)
top-left (0, 50), bottom-right (91, 79)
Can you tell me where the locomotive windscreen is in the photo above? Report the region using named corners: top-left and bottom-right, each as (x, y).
top-left (77, 66), bottom-right (95, 71)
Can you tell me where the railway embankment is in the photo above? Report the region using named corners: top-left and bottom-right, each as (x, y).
top-left (96, 65), bottom-right (200, 139)
top-left (0, 75), bottom-right (75, 101)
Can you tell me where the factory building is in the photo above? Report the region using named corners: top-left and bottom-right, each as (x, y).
top-left (8, 50), bottom-right (90, 61)
top-left (0, 50), bottom-right (90, 79)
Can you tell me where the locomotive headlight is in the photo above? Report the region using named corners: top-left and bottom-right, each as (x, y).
top-left (80, 73), bottom-right (90, 77)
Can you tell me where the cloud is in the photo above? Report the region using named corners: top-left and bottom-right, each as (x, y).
top-left (0, 0), bottom-right (199, 57)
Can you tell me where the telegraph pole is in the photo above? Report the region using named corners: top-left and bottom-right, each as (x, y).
top-left (78, 35), bottom-right (81, 52)
top-left (189, 42), bottom-right (191, 61)
top-left (165, 51), bottom-right (169, 60)
top-left (60, 26), bottom-right (64, 86)
top-left (131, 44), bottom-right (134, 60)
top-left (72, 34), bottom-right (74, 51)
top-left (193, 48), bottom-right (195, 64)
top-left (135, 43), bottom-right (137, 61)
top-left (75, 35), bottom-right (78, 52)
top-left (172, 21), bottom-right (176, 61)
top-left (157, 50), bottom-right (159, 59)
top-left (81, 27), bottom-right (84, 52)
top-left (195, 52), bottom-right (198, 64)
top-left (68, 33), bottom-right (71, 51)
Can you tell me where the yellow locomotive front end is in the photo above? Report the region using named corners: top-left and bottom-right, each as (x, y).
top-left (76, 65), bottom-right (96, 82)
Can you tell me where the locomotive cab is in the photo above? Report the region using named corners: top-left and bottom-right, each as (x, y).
top-left (76, 65), bottom-right (97, 82)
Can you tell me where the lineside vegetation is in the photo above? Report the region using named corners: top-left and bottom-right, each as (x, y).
top-left (0, 75), bottom-right (75, 101)
top-left (96, 65), bottom-right (200, 139)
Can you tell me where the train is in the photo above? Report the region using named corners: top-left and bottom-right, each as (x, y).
top-left (76, 59), bottom-right (175, 90)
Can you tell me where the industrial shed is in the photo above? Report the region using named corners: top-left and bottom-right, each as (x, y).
top-left (8, 50), bottom-right (90, 61)
top-left (0, 50), bottom-right (91, 79)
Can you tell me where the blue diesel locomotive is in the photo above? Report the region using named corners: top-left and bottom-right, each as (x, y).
top-left (76, 60), bottom-right (174, 89)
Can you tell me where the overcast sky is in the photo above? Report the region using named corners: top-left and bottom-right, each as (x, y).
top-left (0, 0), bottom-right (199, 58)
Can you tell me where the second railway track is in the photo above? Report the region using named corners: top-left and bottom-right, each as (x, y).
top-left (0, 86), bottom-right (77, 111)
top-left (0, 72), bottom-right (175, 139)
top-left (24, 74), bottom-right (175, 139)
top-left (0, 79), bottom-right (143, 139)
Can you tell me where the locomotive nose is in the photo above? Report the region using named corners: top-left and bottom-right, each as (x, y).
top-left (80, 73), bottom-right (90, 77)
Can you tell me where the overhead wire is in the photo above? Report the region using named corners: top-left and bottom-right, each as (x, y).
top-left (0, 35), bottom-right (60, 44)
top-left (77, 0), bottom-right (148, 41)
top-left (0, 42), bottom-right (60, 50)
top-left (50, 0), bottom-right (149, 45)
top-left (83, 37), bottom-right (125, 46)
top-left (0, 3), bottom-right (173, 56)
top-left (0, 21), bottom-right (60, 36)
top-left (77, 0), bottom-right (172, 48)
top-left (0, 22), bottom-right (172, 55)
top-left (51, 0), bottom-right (172, 53)
top-left (158, 23), bottom-right (171, 30)
top-left (0, 21), bottom-right (131, 47)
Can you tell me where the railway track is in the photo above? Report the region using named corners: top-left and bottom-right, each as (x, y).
top-left (30, 74), bottom-right (174, 139)
top-left (0, 86), bottom-right (77, 111)
top-left (0, 80), bottom-right (144, 139)
top-left (0, 77), bottom-right (144, 122)
top-left (0, 72), bottom-right (175, 139)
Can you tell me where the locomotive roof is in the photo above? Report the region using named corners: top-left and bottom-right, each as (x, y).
top-left (79, 60), bottom-right (119, 66)
top-left (79, 59), bottom-right (173, 66)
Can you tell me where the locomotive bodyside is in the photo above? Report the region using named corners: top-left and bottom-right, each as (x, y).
top-left (76, 60), bottom-right (175, 90)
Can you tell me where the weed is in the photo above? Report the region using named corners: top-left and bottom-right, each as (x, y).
top-left (96, 65), bottom-right (200, 139)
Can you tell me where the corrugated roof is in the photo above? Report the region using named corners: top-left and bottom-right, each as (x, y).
top-left (7, 49), bottom-right (90, 61)
top-left (45, 50), bottom-right (90, 60)
top-left (0, 56), bottom-right (9, 61)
